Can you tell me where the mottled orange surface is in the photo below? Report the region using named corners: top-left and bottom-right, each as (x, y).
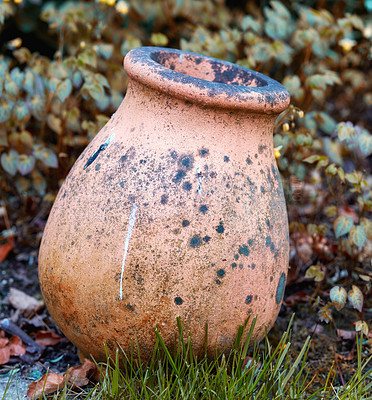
top-left (39, 47), bottom-right (290, 362)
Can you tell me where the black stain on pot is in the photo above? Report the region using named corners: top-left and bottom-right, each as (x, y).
top-left (259, 145), bottom-right (267, 154)
top-left (173, 170), bottom-right (186, 183)
top-left (234, 254), bottom-right (239, 260)
top-left (224, 156), bottom-right (230, 162)
top-left (190, 235), bottom-right (202, 248)
top-left (170, 150), bottom-right (178, 159)
top-left (120, 155), bottom-right (127, 163)
top-left (182, 220), bottom-right (190, 227)
top-left (215, 279), bottom-right (221, 285)
top-left (261, 186), bottom-right (266, 194)
top-left (231, 262), bottom-right (237, 268)
top-left (216, 221), bottom-right (225, 234)
top-left (183, 181), bottom-right (192, 191)
top-left (254, 153), bottom-right (258, 159)
top-left (265, 236), bottom-right (272, 246)
top-left (161, 194), bottom-right (168, 204)
top-left (217, 269), bottom-right (225, 278)
top-left (276, 272), bottom-right (286, 304)
top-left (203, 235), bottom-right (211, 243)
top-left (248, 239), bottom-right (254, 246)
top-left (266, 219), bottom-right (271, 227)
top-left (175, 297), bottom-right (183, 305)
top-left (209, 171), bottom-right (217, 179)
top-left (199, 205), bottom-right (208, 214)
top-left (120, 182), bottom-right (125, 188)
top-left (199, 148), bottom-right (209, 157)
top-left (246, 157), bottom-right (252, 165)
top-left (179, 155), bottom-right (194, 170)
top-left (95, 163), bottom-right (101, 171)
top-left (239, 264), bottom-right (244, 269)
top-left (238, 245), bottom-right (250, 256)
top-left (245, 295), bottom-right (253, 304)
top-left (126, 304), bottom-right (135, 311)
top-left (251, 263), bottom-right (256, 270)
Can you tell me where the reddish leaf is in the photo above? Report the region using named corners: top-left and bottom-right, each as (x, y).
top-left (64, 360), bottom-right (97, 388)
top-left (0, 338), bottom-right (9, 348)
top-left (27, 371), bottom-right (64, 399)
top-left (35, 330), bottom-right (62, 346)
top-left (0, 346), bottom-right (10, 365)
top-left (284, 291), bottom-right (309, 307)
top-left (9, 336), bottom-right (26, 356)
top-left (0, 240), bottom-right (13, 262)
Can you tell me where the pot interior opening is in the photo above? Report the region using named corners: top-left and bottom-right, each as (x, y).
top-left (151, 51), bottom-right (267, 88)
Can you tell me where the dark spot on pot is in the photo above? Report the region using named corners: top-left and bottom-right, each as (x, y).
top-left (190, 235), bottom-right (202, 248)
top-left (183, 181), bottom-right (192, 191)
top-left (130, 127), bottom-right (135, 132)
top-left (95, 163), bottom-right (101, 171)
top-left (260, 169), bottom-right (264, 174)
top-left (179, 155), bottom-right (194, 170)
top-left (175, 297), bottom-right (183, 305)
top-left (245, 295), bottom-right (253, 304)
top-left (238, 245), bottom-right (249, 256)
top-left (199, 148), bottom-right (209, 157)
top-left (270, 243), bottom-right (275, 252)
top-left (246, 157), bottom-right (252, 165)
top-left (217, 269), bottom-right (225, 278)
top-left (120, 182), bottom-right (125, 188)
top-left (210, 171), bottom-right (217, 179)
top-left (234, 254), bottom-right (239, 260)
top-left (215, 279), bottom-right (221, 285)
top-left (260, 186), bottom-right (266, 194)
top-left (126, 304), bottom-right (135, 311)
top-left (259, 145), bottom-right (267, 154)
top-left (173, 170), bottom-right (186, 183)
top-left (251, 263), bottom-right (256, 270)
top-left (239, 264), bottom-right (243, 269)
top-left (216, 221), bottom-right (224, 234)
top-left (144, 202), bottom-right (149, 207)
top-left (170, 150), bottom-right (178, 159)
top-left (270, 276), bottom-right (273, 282)
top-left (276, 272), bottom-right (286, 304)
top-left (182, 220), bottom-right (190, 227)
top-left (161, 194), bottom-right (168, 204)
top-left (203, 235), bottom-right (211, 243)
top-left (139, 159), bottom-right (147, 164)
top-left (224, 156), bottom-right (230, 162)
top-left (173, 229), bottom-right (180, 234)
top-left (266, 219), bottom-right (270, 227)
top-left (199, 205), bottom-right (208, 214)
top-left (120, 155), bottom-right (127, 163)
top-left (231, 262), bottom-right (237, 268)
top-left (254, 153), bottom-right (258, 159)
top-left (248, 239), bottom-right (253, 246)
top-left (129, 194), bottom-right (136, 203)
top-left (271, 164), bottom-right (276, 177)
top-left (266, 236), bottom-right (272, 246)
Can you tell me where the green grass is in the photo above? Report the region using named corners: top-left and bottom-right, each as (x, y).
top-left (9, 316), bottom-right (372, 399)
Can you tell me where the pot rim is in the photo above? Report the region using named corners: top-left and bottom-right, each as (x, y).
top-left (124, 46), bottom-right (290, 114)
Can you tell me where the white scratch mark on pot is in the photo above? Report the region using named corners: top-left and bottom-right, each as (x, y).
top-left (84, 133), bottom-right (115, 170)
top-left (196, 165), bottom-right (202, 195)
top-left (120, 203), bottom-right (137, 299)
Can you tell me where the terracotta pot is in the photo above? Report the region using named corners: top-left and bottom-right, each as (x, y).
top-left (39, 47), bottom-right (290, 362)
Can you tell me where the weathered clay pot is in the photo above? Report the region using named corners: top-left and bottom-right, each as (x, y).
top-left (39, 47), bottom-right (290, 362)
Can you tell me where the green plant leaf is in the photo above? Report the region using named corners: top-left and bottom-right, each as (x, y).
top-left (334, 215), bottom-right (353, 238)
top-left (330, 286), bottom-right (347, 311)
top-left (15, 177), bottom-right (30, 194)
top-left (358, 131), bottom-right (372, 157)
top-left (5, 80), bottom-right (18, 96)
top-left (1, 150), bottom-right (19, 176)
top-left (19, 130), bottom-right (33, 147)
top-left (150, 33), bottom-right (169, 46)
top-left (325, 163), bottom-right (337, 175)
top-left (337, 122), bottom-right (356, 141)
top-left (361, 217), bottom-right (372, 239)
top-left (78, 50), bottom-right (97, 68)
top-left (325, 205), bottom-right (337, 217)
top-left (303, 155), bottom-right (320, 163)
top-left (349, 225), bottom-right (367, 249)
top-left (0, 99), bottom-right (14, 123)
top-left (345, 171), bottom-right (362, 184)
top-left (13, 102), bottom-right (29, 122)
top-left (47, 115), bottom-right (63, 135)
top-left (57, 79), bottom-right (72, 103)
top-left (17, 154), bottom-right (35, 175)
top-left (355, 320), bottom-right (369, 335)
top-left (34, 147), bottom-right (58, 168)
top-left (33, 175), bottom-right (47, 196)
top-left (305, 265), bottom-right (324, 282)
top-left (348, 285), bottom-right (363, 313)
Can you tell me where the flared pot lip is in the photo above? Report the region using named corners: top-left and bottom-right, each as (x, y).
top-left (124, 46), bottom-right (290, 114)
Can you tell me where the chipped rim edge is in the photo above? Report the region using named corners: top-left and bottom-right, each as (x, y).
top-left (124, 46), bottom-right (290, 114)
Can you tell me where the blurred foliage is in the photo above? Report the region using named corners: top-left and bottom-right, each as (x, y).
top-left (0, 0), bottom-right (371, 332)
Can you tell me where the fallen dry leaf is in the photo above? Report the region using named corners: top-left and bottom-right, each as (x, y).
top-left (8, 288), bottom-right (44, 315)
top-left (336, 350), bottom-right (354, 361)
top-left (284, 290), bottom-right (310, 307)
top-left (9, 335), bottom-right (26, 356)
top-left (64, 359), bottom-right (97, 387)
top-left (0, 240), bottom-right (13, 262)
top-left (0, 337), bottom-right (9, 348)
top-left (0, 346), bottom-right (10, 365)
top-left (27, 371), bottom-right (64, 399)
top-left (337, 329), bottom-right (356, 341)
top-left (35, 330), bottom-right (62, 346)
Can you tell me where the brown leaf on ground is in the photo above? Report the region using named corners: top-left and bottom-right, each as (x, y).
top-left (27, 371), bottom-right (64, 399)
top-left (64, 359), bottom-right (97, 387)
top-left (0, 346), bottom-right (10, 365)
top-left (0, 240), bottom-right (14, 262)
top-left (336, 350), bottom-right (354, 361)
top-left (35, 330), bottom-right (62, 346)
top-left (9, 335), bottom-right (26, 356)
top-left (8, 288), bottom-right (44, 315)
top-left (0, 337), bottom-right (9, 348)
top-left (284, 290), bottom-right (310, 307)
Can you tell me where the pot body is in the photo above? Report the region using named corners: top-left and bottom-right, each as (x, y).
top-left (39, 47), bottom-right (290, 361)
